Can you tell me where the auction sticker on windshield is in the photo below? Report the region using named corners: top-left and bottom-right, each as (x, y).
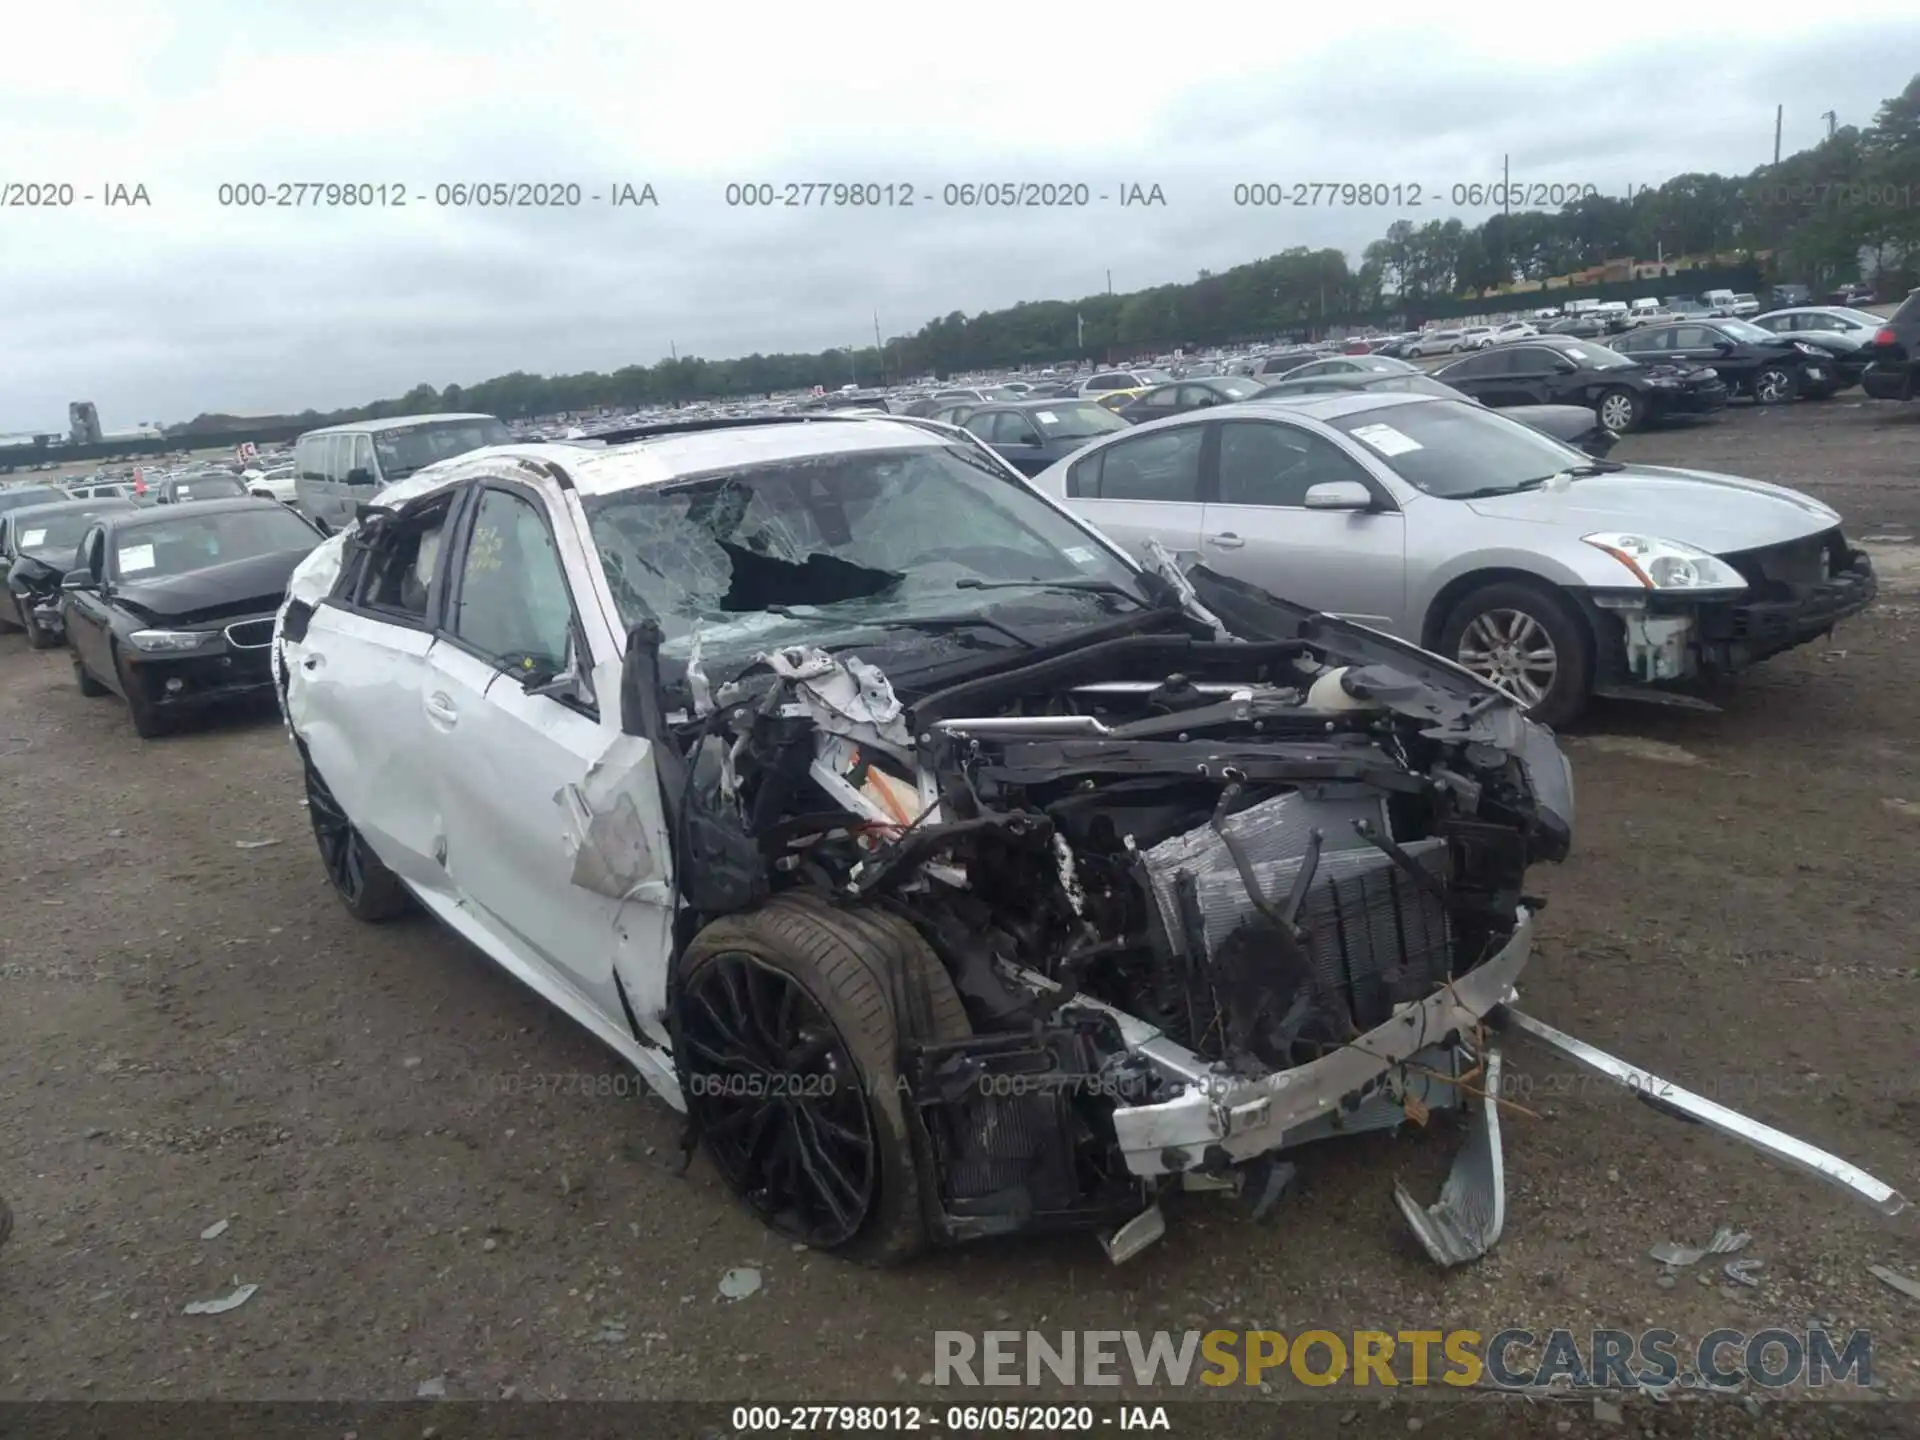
top-left (119, 543), bottom-right (156, 573)
top-left (1036, 411), bottom-right (1059, 424)
top-left (1350, 423), bottom-right (1423, 456)
top-left (1063, 545), bottom-right (1098, 565)
top-left (20, 528), bottom-right (46, 547)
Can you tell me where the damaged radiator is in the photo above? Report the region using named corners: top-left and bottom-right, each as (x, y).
top-left (1139, 794), bottom-right (1454, 1065)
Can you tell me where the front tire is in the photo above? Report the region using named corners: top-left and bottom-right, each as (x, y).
top-left (676, 893), bottom-right (971, 1265)
top-left (1752, 365), bottom-right (1797, 405)
top-left (1438, 580), bottom-right (1593, 728)
top-left (303, 756), bottom-right (411, 920)
top-left (113, 646), bottom-right (171, 739)
top-left (1595, 386), bottom-right (1644, 435)
top-left (73, 654), bottom-right (109, 696)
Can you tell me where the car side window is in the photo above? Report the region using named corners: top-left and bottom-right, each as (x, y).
top-left (1444, 351), bottom-right (1495, 378)
top-left (82, 527), bottom-right (106, 580)
top-left (448, 487), bottom-right (575, 672)
top-left (1134, 387), bottom-right (1180, 410)
top-left (352, 435), bottom-right (377, 483)
top-left (1625, 328), bottom-right (1672, 351)
top-left (990, 412), bottom-right (1039, 444)
top-left (1071, 427), bottom-right (1203, 502)
top-left (296, 437), bottom-right (326, 483)
top-left (1216, 422), bottom-right (1372, 508)
top-left (360, 495), bottom-right (454, 622)
top-left (961, 412), bottom-right (997, 439)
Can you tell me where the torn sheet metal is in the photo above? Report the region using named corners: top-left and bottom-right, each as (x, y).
top-left (1394, 1048), bottom-right (1507, 1267)
top-left (1497, 1007), bottom-right (1909, 1218)
top-left (1142, 537), bottom-right (1229, 640)
top-left (555, 732), bottom-right (663, 900)
top-left (686, 621), bottom-right (715, 717)
top-left (760, 646), bottom-right (914, 760)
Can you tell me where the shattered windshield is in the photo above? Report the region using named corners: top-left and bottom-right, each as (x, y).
top-left (584, 442), bottom-right (1148, 657)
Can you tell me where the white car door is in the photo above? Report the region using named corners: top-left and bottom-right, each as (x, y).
top-left (1056, 425), bottom-right (1206, 568)
top-left (293, 487), bottom-right (464, 892)
top-left (424, 477), bottom-right (677, 1059)
top-left (1198, 419), bottom-right (1408, 630)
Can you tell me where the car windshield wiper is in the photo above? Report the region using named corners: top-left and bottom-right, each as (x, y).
top-left (764, 604), bottom-right (1036, 650)
top-left (953, 576), bottom-right (1149, 609)
top-left (1562, 460), bottom-right (1625, 475)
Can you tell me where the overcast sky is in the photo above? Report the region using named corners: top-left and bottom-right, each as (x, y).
top-left (4, 2), bottom-right (1917, 430)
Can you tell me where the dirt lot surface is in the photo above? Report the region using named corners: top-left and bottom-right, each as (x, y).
top-left (3, 397), bottom-right (1919, 1434)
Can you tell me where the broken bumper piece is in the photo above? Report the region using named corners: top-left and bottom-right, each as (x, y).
top-left (1082, 909), bottom-right (1535, 1178)
top-left (1394, 1047), bottom-right (1507, 1267)
top-left (1495, 1006), bottom-right (1909, 1218)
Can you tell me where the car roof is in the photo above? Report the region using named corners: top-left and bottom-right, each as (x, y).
top-left (8, 497), bottom-right (136, 524)
top-left (387, 419), bottom-right (975, 501)
top-left (1190, 392), bottom-right (1448, 423)
top-left (100, 496), bottom-right (290, 528)
top-left (299, 413), bottom-right (499, 437)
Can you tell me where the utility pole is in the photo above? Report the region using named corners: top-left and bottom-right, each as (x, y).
top-left (873, 311), bottom-right (884, 385)
top-left (1822, 109), bottom-right (1837, 140)
top-left (669, 340), bottom-right (677, 361)
top-left (1502, 153), bottom-right (1510, 216)
top-left (1773, 104), bottom-right (1783, 165)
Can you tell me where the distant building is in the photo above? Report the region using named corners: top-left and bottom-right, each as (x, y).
top-left (69, 400), bottom-right (103, 444)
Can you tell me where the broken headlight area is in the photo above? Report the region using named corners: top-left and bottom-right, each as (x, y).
top-left (624, 575), bottom-right (1900, 1265)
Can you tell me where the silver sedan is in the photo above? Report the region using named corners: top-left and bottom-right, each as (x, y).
top-left (1028, 391), bottom-right (1876, 725)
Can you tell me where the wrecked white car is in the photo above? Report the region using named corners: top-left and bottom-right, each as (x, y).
top-left (273, 415), bottom-right (1906, 1265)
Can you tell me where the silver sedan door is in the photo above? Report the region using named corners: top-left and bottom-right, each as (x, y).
top-left (1197, 419), bottom-right (1408, 630)
top-left (1057, 424), bottom-right (1207, 567)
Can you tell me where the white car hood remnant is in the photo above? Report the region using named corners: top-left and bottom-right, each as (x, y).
top-left (758, 645), bottom-right (914, 762)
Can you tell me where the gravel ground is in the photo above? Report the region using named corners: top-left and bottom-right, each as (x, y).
top-left (2, 396), bottom-right (1918, 1434)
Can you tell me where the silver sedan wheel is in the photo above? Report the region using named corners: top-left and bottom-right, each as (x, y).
top-left (1456, 608), bottom-right (1558, 707)
top-left (1598, 391), bottom-right (1637, 432)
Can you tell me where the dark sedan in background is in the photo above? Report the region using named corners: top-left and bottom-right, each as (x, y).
top-left (1253, 369), bottom-right (1620, 456)
top-left (1609, 317), bottom-right (1836, 403)
top-left (1861, 287), bottom-right (1919, 401)
top-left (0, 496), bottom-right (137, 646)
top-left (1113, 374), bottom-right (1265, 421)
top-left (955, 399), bottom-right (1132, 474)
top-left (61, 498), bottom-right (324, 738)
top-left (1436, 336), bottom-right (1728, 434)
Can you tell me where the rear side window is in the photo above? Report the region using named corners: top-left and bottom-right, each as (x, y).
top-left (1892, 291), bottom-right (1920, 326)
top-left (296, 436), bottom-right (326, 481)
top-left (1069, 428), bottom-right (1203, 503)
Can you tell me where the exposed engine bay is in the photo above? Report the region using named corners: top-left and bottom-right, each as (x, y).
top-left (606, 563), bottom-right (1904, 1263)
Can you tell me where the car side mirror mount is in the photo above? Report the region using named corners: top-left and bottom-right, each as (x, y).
top-left (62, 568), bottom-right (97, 592)
top-left (1303, 480), bottom-right (1374, 512)
top-left (1714, 340), bottom-right (1735, 352)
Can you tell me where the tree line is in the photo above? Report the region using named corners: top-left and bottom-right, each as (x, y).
top-left (178, 75), bottom-right (1919, 432)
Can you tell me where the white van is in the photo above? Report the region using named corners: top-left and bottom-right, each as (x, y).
top-left (1701, 289), bottom-right (1738, 315)
top-left (292, 413), bottom-right (512, 534)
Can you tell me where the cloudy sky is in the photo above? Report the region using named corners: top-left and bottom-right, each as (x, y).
top-left (4, 1), bottom-right (1917, 430)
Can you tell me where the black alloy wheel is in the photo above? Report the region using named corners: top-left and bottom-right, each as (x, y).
top-left (679, 952), bottom-right (879, 1248)
top-left (303, 756), bottom-right (411, 920)
top-left (1753, 365), bottom-right (1797, 405)
top-left (675, 895), bottom-right (971, 1263)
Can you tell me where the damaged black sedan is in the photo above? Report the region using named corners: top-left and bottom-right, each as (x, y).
top-left (276, 415), bottom-right (1906, 1266)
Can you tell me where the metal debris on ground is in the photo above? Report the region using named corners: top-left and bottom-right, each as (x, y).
top-left (1591, 1395), bottom-right (1624, 1425)
top-left (1723, 1258), bottom-right (1763, 1288)
top-left (416, 1376), bottom-right (447, 1399)
top-left (233, 838), bottom-right (282, 850)
top-left (1650, 1226), bottom-right (1751, 1270)
top-left (198, 1218), bottom-right (229, 1241)
top-left (1869, 1265), bottom-right (1920, 1302)
top-left (718, 1266), bottom-right (762, 1301)
top-left (182, 1281), bottom-right (257, 1315)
